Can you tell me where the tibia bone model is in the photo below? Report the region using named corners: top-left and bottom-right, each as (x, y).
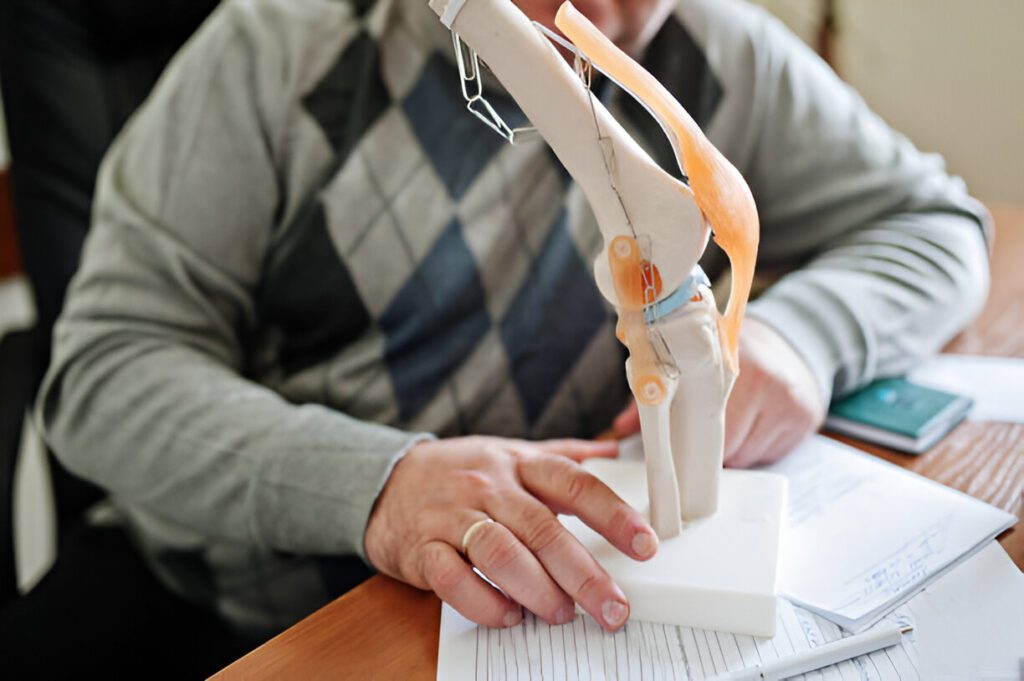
top-left (427, 0), bottom-right (759, 537)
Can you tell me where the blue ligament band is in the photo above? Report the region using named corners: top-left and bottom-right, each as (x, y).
top-left (643, 265), bottom-right (710, 324)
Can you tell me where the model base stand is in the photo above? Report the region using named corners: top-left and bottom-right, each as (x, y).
top-left (562, 459), bottom-right (787, 637)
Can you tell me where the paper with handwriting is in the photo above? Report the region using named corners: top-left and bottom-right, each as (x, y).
top-left (769, 436), bottom-right (1014, 630)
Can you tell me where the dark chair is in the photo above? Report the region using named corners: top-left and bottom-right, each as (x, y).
top-left (0, 328), bottom-right (35, 610)
top-left (0, 1), bottom-right (255, 677)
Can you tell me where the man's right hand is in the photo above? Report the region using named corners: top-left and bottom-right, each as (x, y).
top-left (363, 436), bottom-right (658, 632)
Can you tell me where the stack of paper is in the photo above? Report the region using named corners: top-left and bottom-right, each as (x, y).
top-left (439, 595), bottom-right (917, 680)
top-left (766, 436), bottom-right (1015, 631)
top-left (437, 542), bottom-right (1024, 680)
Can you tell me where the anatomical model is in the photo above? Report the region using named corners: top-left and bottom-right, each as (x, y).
top-left (430, 0), bottom-right (757, 537)
top-left (562, 0), bottom-right (759, 536)
top-left (428, 0), bottom-right (783, 635)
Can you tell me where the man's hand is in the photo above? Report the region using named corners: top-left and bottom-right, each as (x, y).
top-left (364, 436), bottom-right (659, 632)
top-left (612, 317), bottom-right (826, 467)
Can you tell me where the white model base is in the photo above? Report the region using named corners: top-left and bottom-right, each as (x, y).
top-left (562, 459), bottom-right (787, 637)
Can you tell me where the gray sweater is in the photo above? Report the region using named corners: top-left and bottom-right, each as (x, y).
top-left (37, 0), bottom-right (991, 636)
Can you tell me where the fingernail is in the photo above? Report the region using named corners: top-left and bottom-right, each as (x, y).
top-left (503, 608), bottom-right (522, 628)
top-left (602, 600), bottom-right (628, 628)
top-left (631, 531), bottom-right (658, 559)
top-left (554, 605), bottom-right (575, 625)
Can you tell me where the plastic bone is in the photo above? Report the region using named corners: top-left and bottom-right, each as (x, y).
top-left (427, 0), bottom-right (758, 537)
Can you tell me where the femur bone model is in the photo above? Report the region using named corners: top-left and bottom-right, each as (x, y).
top-left (428, 0), bottom-right (760, 538)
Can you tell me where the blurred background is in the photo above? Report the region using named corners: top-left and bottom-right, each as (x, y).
top-left (0, 0), bottom-right (1020, 665)
top-left (751, 0), bottom-right (1023, 204)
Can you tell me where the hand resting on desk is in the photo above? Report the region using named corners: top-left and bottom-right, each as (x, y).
top-left (364, 437), bottom-right (659, 632)
top-left (614, 317), bottom-right (826, 468)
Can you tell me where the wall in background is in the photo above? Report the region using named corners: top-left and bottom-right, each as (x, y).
top-left (748, 0), bottom-right (821, 46)
top-left (751, 0), bottom-right (1024, 204)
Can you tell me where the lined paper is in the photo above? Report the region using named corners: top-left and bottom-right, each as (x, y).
top-left (439, 543), bottom-right (1024, 680)
top-left (438, 598), bottom-right (918, 680)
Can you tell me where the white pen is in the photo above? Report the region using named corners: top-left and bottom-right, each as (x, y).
top-left (712, 623), bottom-right (913, 681)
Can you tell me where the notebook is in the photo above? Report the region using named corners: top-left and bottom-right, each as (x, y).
top-left (825, 377), bottom-right (972, 453)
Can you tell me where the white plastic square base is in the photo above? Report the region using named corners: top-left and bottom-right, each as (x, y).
top-left (561, 459), bottom-right (787, 637)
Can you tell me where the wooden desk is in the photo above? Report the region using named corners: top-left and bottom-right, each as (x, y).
top-left (212, 207), bottom-right (1024, 680)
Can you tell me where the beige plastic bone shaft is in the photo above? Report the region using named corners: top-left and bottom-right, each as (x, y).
top-left (636, 395), bottom-right (682, 537)
top-left (663, 289), bottom-right (734, 519)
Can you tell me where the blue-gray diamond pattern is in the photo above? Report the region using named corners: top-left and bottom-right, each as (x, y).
top-left (296, 39), bottom-right (623, 429)
top-left (379, 218), bottom-right (490, 422)
top-left (402, 52), bottom-right (527, 200)
top-left (500, 209), bottom-right (609, 424)
top-left (303, 31), bottom-right (391, 163)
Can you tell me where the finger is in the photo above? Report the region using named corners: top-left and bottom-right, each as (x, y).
top-left (758, 429), bottom-right (795, 465)
top-left (420, 540), bottom-right (522, 628)
top-left (761, 421), bottom-right (814, 465)
top-left (518, 453), bottom-right (657, 562)
top-left (491, 490), bottom-right (631, 632)
top-left (534, 438), bottom-right (619, 462)
top-left (463, 516), bottom-right (575, 626)
top-left (725, 410), bottom-right (769, 468)
top-left (724, 391), bottom-right (759, 462)
top-left (612, 401), bottom-right (640, 436)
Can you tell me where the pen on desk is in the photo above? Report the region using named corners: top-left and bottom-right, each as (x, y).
top-left (712, 623), bottom-right (913, 681)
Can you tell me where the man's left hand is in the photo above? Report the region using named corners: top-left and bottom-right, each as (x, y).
top-left (611, 316), bottom-right (826, 468)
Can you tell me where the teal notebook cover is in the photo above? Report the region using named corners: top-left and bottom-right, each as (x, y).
top-left (829, 378), bottom-right (964, 438)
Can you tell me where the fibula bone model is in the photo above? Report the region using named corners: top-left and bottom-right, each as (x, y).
top-left (429, 0), bottom-right (759, 539)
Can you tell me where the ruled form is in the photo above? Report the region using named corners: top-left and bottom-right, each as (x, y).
top-left (438, 598), bottom-right (919, 680)
top-left (438, 542), bottom-right (1024, 680)
top-left (768, 437), bottom-right (1014, 631)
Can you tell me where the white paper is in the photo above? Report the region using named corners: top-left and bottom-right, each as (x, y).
top-left (767, 436), bottom-right (1015, 631)
top-left (437, 542), bottom-right (1024, 680)
top-left (908, 354), bottom-right (1024, 423)
top-left (437, 598), bottom-right (918, 680)
top-left (907, 541), bottom-right (1024, 679)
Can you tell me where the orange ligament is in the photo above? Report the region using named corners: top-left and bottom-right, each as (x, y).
top-left (556, 2), bottom-right (759, 372)
top-left (608, 235), bottom-right (666, 406)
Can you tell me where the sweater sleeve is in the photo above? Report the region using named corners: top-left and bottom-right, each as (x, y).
top-left (36, 0), bottom-right (429, 561)
top-left (684, 0), bottom-right (992, 406)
